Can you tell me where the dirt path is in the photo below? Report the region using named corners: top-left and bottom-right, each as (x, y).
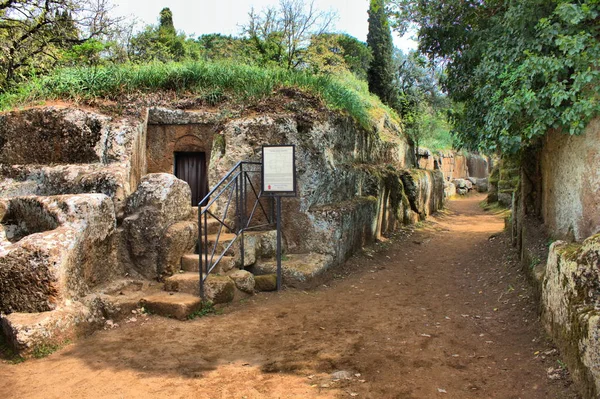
top-left (0, 194), bottom-right (581, 398)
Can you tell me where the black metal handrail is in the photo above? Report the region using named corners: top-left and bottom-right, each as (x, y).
top-left (197, 161), bottom-right (275, 299)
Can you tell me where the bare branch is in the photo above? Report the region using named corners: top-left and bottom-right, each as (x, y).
top-left (244, 0), bottom-right (337, 69)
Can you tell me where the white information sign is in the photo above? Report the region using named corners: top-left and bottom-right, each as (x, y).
top-left (262, 145), bottom-right (296, 194)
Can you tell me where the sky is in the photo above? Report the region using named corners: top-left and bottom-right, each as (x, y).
top-left (112, 0), bottom-right (417, 52)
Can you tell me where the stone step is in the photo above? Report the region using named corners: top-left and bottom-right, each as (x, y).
top-left (189, 207), bottom-right (233, 234)
top-left (250, 252), bottom-right (333, 284)
top-left (140, 292), bottom-right (202, 320)
top-left (181, 254), bottom-right (237, 273)
top-left (164, 272), bottom-right (202, 296)
top-left (202, 232), bottom-right (238, 255)
top-left (163, 273), bottom-right (236, 304)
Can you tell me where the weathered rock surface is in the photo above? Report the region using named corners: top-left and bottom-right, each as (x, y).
top-left (141, 292), bottom-right (202, 320)
top-left (0, 107), bottom-right (147, 218)
top-left (465, 153), bottom-right (489, 178)
top-left (239, 230), bottom-right (279, 267)
top-left (0, 194), bottom-right (117, 314)
top-left (147, 106), bottom-right (445, 275)
top-left (254, 274), bottom-right (278, 292)
top-left (540, 119), bottom-right (600, 241)
top-left (402, 170), bottom-right (444, 219)
top-left (0, 108), bottom-right (109, 165)
top-left (476, 178), bottom-right (489, 193)
top-left (542, 235), bottom-right (600, 398)
top-left (160, 221), bottom-right (197, 277)
top-left (122, 173), bottom-right (192, 279)
top-left (252, 253), bottom-right (334, 283)
top-left (444, 181), bottom-right (456, 199)
top-left (228, 269), bottom-right (255, 294)
top-left (453, 179), bottom-right (467, 189)
top-left (204, 275), bottom-right (235, 304)
top-left (0, 301), bottom-right (103, 356)
top-left (163, 272), bottom-right (200, 295)
top-left (498, 192), bottom-right (512, 207)
top-left (487, 165), bottom-right (500, 204)
top-left (417, 149), bottom-right (474, 180)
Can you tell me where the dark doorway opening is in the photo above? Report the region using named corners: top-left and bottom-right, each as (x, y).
top-left (174, 152), bottom-right (209, 206)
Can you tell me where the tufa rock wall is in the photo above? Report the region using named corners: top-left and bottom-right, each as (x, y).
top-left (121, 173), bottom-right (195, 280)
top-left (417, 148), bottom-right (489, 181)
top-left (540, 119), bottom-right (600, 241)
top-left (0, 107), bottom-right (148, 219)
top-left (466, 154), bottom-right (489, 178)
top-left (542, 236), bottom-right (600, 398)
top-left (510, 118), bottom-right (600, 399)
top-left (148, 107), bottom-right (432, 269)
top-left (0, 99), bottom-right (445, 355)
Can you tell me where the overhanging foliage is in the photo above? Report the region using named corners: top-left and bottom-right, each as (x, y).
top-left (390, 0), bottom-right (600, 153)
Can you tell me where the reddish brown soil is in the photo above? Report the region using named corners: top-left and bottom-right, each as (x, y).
top-left (0, 194), bottom-right (581, 398)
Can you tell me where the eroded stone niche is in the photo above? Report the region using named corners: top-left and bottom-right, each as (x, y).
top-left (0, 199), bottom-right (59, 243)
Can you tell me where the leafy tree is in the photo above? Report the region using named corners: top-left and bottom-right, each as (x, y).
top-left (196, 33), bottom-right (261, 64)
top-left (62, 38), bottom-right (106, 68)
top-left (159, 7), bottom-right (175, 34)
top-left (389, 0), bottom-right (600, 153)
top-left (243, 0), bottom-right (336, 69)
top-left (0, 0), bottom-right (121, 91)
top-left (337, 34), bottom-right (373, 80)
top-left (304, 33), bottom-right (347, 74)
top-left (128, 7), bottom-right (191, 63)
top-left (366, 0), bottom-right (397, 108)
top-left (394, 49), bottom-right (451, 151)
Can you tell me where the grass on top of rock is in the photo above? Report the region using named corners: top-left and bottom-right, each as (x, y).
top-left (0, 61), bottom-right (402, 133)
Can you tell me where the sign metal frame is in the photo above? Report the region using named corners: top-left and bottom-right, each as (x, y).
top-left (261, 144), bottom-right (297, 290)
top-left (261, 144), bottom-right (297, 197)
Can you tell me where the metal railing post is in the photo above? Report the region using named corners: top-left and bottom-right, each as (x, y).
top-left (198, 204), bottom-right (204, 300)
top-left (240, 167), bottom-right (245, 268)
top-left (276, 196), bottom-right (282, 290)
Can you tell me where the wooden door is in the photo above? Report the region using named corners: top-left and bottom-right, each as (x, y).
top-left (174, 152), bottom-right (208, 206)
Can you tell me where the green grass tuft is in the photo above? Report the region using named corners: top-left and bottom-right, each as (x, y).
top-left (31, 343), bottom-right (61, 359)
top-left (187, 301), bottom-right (221, 319)
top-left (0, 61), bottom-right (400, 133)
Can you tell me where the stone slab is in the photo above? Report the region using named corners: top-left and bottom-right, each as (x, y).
top-left (164, 272), bottom-right (200, 295)
top-left (140, 292), bottom-right (202, 320)
top-left (251, 253), bottom-right (333, 283)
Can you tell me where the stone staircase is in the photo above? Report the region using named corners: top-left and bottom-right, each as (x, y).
top-left (92, 206), bottom-right (328, 322)
top-left (141, 206), bottom-right (279, 319)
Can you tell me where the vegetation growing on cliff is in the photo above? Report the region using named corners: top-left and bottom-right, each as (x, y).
top-left (0, 0), bottom-right (455, 150)
top-left (0, 60), bottom-right (402, 133)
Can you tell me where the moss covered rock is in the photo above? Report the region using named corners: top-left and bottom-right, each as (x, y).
top-left (542, 234), bottom-right (600, 397)
top-left (204, 275), bottom-right (235, 304)
top-left (254, 274), bottom-right (277, 292)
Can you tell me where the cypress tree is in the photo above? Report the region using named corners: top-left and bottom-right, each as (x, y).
top-left (366, 0), bottom-right (397, 108)
top-left (159, 8), bottom-right (176, 35)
